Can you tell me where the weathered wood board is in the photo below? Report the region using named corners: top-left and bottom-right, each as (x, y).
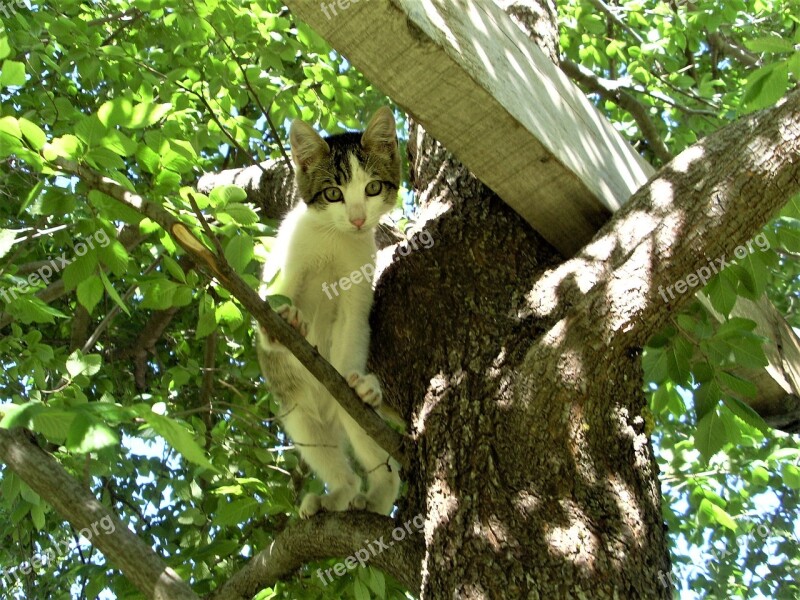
top-left (285, 0), bottom-right (654, 255)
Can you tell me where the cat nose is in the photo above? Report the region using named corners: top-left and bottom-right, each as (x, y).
top-left (351, 218), bottom-right (366, 229)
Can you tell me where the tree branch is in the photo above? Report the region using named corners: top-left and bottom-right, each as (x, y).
top-left (205, 512), bottom-right (424, 599)
top-left (560, 59), bottom-right (674, 163)
top-left (0, 428), bottom-right (199, 600)
top-left (707, 32), bottom-right (761, 69)
top-left (529, 88), bottom-right (800, 348)
top-left (51, 158), bottom-right (408, 468)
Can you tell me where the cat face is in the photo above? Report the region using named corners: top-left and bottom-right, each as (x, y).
top-left (290, 107), bottom-right (401, 233)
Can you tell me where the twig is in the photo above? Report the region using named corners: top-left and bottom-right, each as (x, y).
top-left (81, 257), bottom-right (163, 353)
top-left (200, 14), bottom-right (294, 174)
top-left (560, 59), bottom-right (673, 163)
top-left (134, 61), bottom-right (269, 176)
top-left (707, 32), bottom-right (761, 69)
top-left (587, 0), bottom-right (644, 44)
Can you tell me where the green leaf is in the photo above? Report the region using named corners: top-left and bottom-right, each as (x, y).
top-left (97, 98), bottom-right (135, 127)
top-left (196, 305), bottom-right (218, 339)
top-left (67, 412), bottom-right (120, 453)
top-left (75, 115), bottom-right (108, 148)
top-left (31, 503), bottom-right (46, 531)
top-left (32, 409), bottom-right (76, 442)
top-left (0, 228), bottom-right (17, 259)
top-left (129, 102), bottom-right (172, 128)
top-left (219, 203), bottom-right (259, 226)
top-left (744, 62), bottom-right (789, 111)
top-left (66, 350), bottom-right (102, 378)
top-left (99, 271), bottom-right (130, 316)
top-left (44, 134), bottom-right (83, 160)
top-left (745, 36), bottom-right (795, 53)
top-left (4, 295), bottom-right (67, 324)
top-left (694, 380), bottom-right (720, 421)
top-left (0, 30), bottom-right (10, 60)
top-left (224, 234), bottom-right (254, 273)
top-left (354, 579), bottom-right (370, 600)
top-left (781, 464), bottom-right (800, 490)
top-left (367, 568), bottom-right (386, 597)
top-left (213, 497), bottom-right (259, 526)
top-left (695, 410), bottom-right (727, 460)
top-left (144, 413), bottom-right (218, 472)
top-left (102, 129), bottom-right (138, 157)
top-left (698, 498), bottom-right (738, 531)
top-left (216, 300), bottom-right (243, 328)
top-left (97, 240), bottom-right (130, 276)
top-left (18, 118), bottom-right (47, 150)
top-left (716, 371), bottom-right (757, 399)
top-left (139, 279), bottom-right (178, 310)
top-left (705, 270), bottom-right (738, 316)
top-left (723, 396), bottom-right (770, 434)
top-left (209, 184), bottom-right (248, 207)
top-left (62, 252), bottom-right (98, 292)
top-left (77, 276), bottom-right (104, 313)
top-left (0, 59), bottom-right (25, 87)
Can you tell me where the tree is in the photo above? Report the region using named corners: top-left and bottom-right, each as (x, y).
top-left (0, 0), bottom-right (799, 599)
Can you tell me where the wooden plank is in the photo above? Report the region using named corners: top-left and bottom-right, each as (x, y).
top-left (285, 0), bottom-right (653, 256)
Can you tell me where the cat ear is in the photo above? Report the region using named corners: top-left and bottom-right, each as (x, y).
top-left (290, 119), bottom-right (330, 172)
top-left (361, 106), bottom-right (397, 153)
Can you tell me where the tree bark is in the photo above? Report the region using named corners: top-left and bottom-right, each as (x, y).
top-left (367, 84), bottom-right (800, 600)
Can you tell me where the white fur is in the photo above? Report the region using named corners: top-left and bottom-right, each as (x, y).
top-left (257, 157), bottom-right (400, 518)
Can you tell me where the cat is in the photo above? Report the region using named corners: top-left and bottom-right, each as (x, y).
top-left (256, 107), bottom-right (402, 518)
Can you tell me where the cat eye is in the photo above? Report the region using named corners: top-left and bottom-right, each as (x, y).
top-left (322, 187), bottom-right (343, 202)
top-left (365, 181), bottom-right (383, 196)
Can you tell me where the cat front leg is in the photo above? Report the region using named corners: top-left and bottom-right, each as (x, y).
top-left (256, 303), bottom-right (308, 352)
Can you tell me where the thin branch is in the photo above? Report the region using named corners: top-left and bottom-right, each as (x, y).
top-left (560, 59), bottom-right (674, 163)
top-left (134, 61), bottom-right (269, 176)
top-left (0, 428), bottom-right (199, 600)
top-left (81, 257), bottom-right (163, 353)
top-left (205, 512), bottom-right (424, 600)
top-left (52, 157), bottom-right (409, 468)
top-left (707, 32), bottom-right (761, 69)
top-left (200, 14), bottom-right (294, 174)
top-left (587, 0), bottom-right (644, 44)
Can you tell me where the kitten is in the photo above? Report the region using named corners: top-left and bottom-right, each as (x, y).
top-left (256, 107), bottom-right (402, 518)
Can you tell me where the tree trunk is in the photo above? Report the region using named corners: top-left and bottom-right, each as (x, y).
top-left (367, 3), bottom-right (672, 595)
top-left (370, 114), bottom-right (672, 596)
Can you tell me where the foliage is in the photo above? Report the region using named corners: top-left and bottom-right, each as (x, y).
top-left (560, 0), bottom-right (800, 596)
top-left (0, 0), bottom-right (797, 599)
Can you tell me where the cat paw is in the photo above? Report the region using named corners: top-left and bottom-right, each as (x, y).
top-left (347, 372), bottom-right (383, 408)
top-left (298, 493), bottom-right (322, 519)
top-left (349, 493), bottom-right (368, 511)
top-left (277, 305), bottom-right (308, 337)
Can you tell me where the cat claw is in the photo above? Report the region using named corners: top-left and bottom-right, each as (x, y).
top-left (298, 493), bottom-right (322, 519)
top-left (347, 372), bottom-right (383, 408)
top-left (265, 305), bottom-right (308, 342)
